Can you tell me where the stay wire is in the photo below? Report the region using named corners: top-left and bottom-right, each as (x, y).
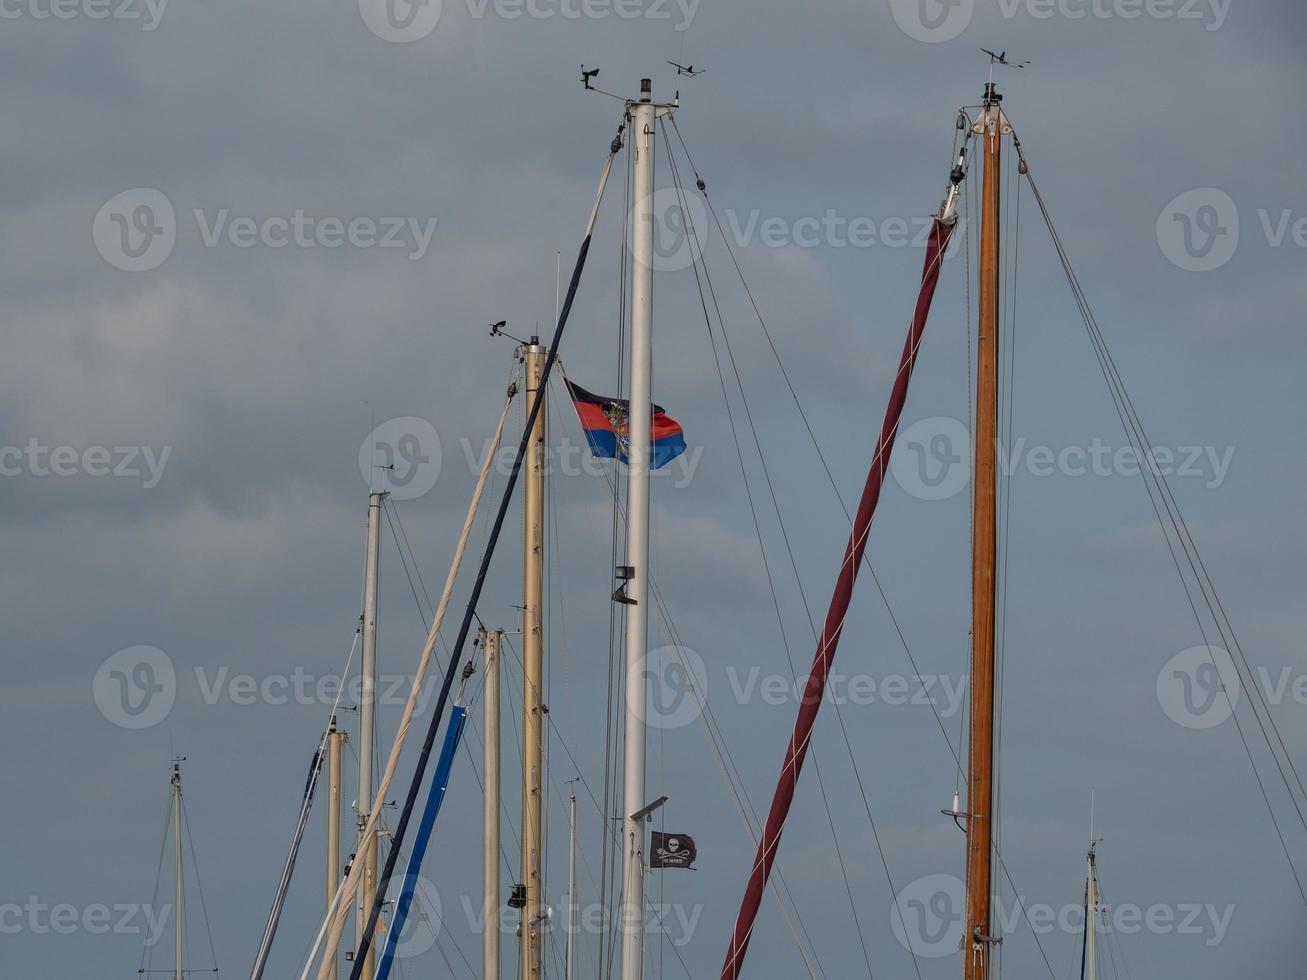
top-left (662, 119), bottom-right (884, 980)
top-left (667, 115), bottom-right (1084, 979)
top-left (1020, 152), bottom-right (1307, 906)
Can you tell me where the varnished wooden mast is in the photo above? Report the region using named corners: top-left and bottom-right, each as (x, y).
top-left (965, 81), bottom-right (1003, 980)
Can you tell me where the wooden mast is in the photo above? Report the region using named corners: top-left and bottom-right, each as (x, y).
top-left (965, 80), bottom-right (1003, 980)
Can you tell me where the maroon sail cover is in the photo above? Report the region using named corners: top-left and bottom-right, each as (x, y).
top-left (720, 217), bottom-right (955, 979)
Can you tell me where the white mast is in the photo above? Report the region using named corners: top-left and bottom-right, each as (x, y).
top-left (1086, 844), bottom-right (1100, 980)
top-left (620, 75), bottom-right (657, 980)
top-left (522, 339), bottom-right (547, 980)
top-left (172, 759), bottom-right (185, 980)
top-left (566, 786), bottom-right (577, 980)
top-left (482, 627), bottom-right (503, 980)
top-left (356, 491), bottom-right (385, 980)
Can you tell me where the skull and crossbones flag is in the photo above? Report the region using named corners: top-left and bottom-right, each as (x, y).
top-left (649, 831), bottom-right (697, 870)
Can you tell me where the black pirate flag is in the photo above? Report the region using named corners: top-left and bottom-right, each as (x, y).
top-left (649, 831), bottom-right (697, 870)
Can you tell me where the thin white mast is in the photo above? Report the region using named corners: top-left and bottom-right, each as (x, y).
top-left (620, 75), bottom-right (657, 980)
top-left (172, 759), bottom-right (185, 980)
top-left (566, 785), bottom-right (578, 980)
top-left (522, 339), bottom-right (547, 980)
top-left (482, 628), bottom-right (503, 980)
top-left (356, 491), bottom-right (385, 980)
top-left (1086, 844), bottom-right (1100, 980)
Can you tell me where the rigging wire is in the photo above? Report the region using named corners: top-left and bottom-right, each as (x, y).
top-left (661, 118), bottom-right (884, 980)
top-left (553, 358), bottom-right (829, 980)
top-left (993, 136), bottom-right (1023, 978)
top-left (666, 112), bottom-right (1063, 978)
top-left (180, 793), bottom-right (221, 975)
top-left (598, 120), bottom-right (634, 980)
top-left (140, 790), bottom-right (175, 977)
top-left (1019, 145), bottom-right (1307, 907)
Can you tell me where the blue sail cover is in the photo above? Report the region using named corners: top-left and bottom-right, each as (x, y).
top-left (375, 706), bottom-right (468, 980)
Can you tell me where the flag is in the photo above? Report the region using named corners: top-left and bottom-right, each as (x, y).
top-left (649, 831), bottom-right (697, 870)
top-left (565, 380), bottom-right (687, 469)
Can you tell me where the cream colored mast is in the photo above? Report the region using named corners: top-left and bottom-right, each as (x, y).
top-left (482, 628), bottom-right (503, 980)
top-left (356, 490), bottom-right (385, 980)
top-left (326, 718), bottom-right (345, 980)
top-left (521, 340), bottom-right (547, 980)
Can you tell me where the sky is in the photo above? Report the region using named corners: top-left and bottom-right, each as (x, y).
top-left (4, 0), bottom-right (1307, 977)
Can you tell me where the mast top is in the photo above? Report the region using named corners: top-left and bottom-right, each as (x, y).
top-left (639, 77), bottom-right (651, 101)
top-left (983, 82), bottom-right (1002, 105)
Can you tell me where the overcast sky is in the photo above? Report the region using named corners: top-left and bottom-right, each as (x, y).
top-left (4, 1), bottom-right (1307, 977)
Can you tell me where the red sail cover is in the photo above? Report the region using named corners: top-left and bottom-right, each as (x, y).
top-left (720, 218), bottom-right (955, 979)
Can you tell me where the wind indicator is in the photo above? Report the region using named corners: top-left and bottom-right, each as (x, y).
top-left (666, 60), bottom-right (705, 77)
top-left (982, 48), bottom-right (1030, 68)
